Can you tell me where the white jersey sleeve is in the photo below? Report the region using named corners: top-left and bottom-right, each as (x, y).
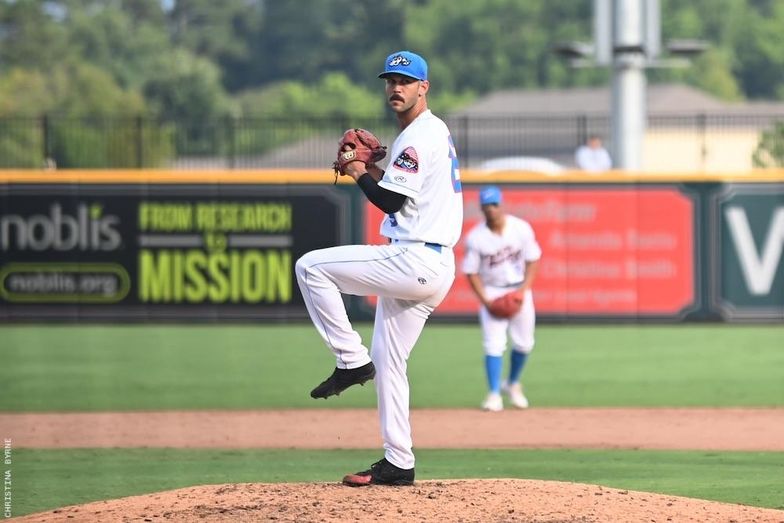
top-left (520, 219), bottom-right (542, 262)
top-left (379, 139), bottom-right (423, 199)
top-left (378, 110), bottom-right (463, 247)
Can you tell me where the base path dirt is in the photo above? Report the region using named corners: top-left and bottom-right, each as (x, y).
top-left (6, 408), bottom-right (784, 522)
top-left (4, 407), bottom-right (784, 450)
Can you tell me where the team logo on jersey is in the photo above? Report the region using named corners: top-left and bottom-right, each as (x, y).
top-left (485, 247), bottom-right (523, 268)
top-left (393, 147), bottom-right (418, 173)
top-left (389, 54), bottom-right (411, 67)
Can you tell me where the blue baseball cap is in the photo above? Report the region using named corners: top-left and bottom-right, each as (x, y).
top-left (479, 186), bottom-right (503, 206)
top-left (379, 51), bottom-right (428, 81)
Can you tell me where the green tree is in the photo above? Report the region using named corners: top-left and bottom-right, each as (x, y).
top-left (142, 49), bottom-right (235, 157)
top-left (661, 0), bottom-right (784, 100)
top-left (4, 0), bottom-right (784, 168)
top-left (64, 0), bottom-right (237, 155)
top-left (249, 0), bottom-right (406, 90)
top-left (234, 72), bottom-right (386, 156)
top-left (166, 0), bottom-right (263, 91)
top-left (0, 69), bottom-right (49, 167)
top-left (652, 49), bottom-right (742, 101)
top-left (655, 0), bottom-right (744, 100)
top-left (733, 4), bottom-right (784, 99)
top-left (238, 72), bottom-right (382, 118)
top-left (0, 62), bottom-right (174, 168)
top-left (143, 49), bottom-right (235, 122)
top-left (752, 122), bottom-right (784, 167)
top-left (0, 62), bottom-right (146, 119)
top-left (66, 1), bottom-right (172, 90)
top-left (118, 0), bottom-right (167, 25)
top-left (0, 1), bottom-right (72, 71)
top-left (403, 0), bottom-right (597, 95)
top-left (0, 68), bottom-right (52, 115)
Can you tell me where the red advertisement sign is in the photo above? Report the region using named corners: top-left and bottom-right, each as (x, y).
top-left (364, 187), bottom-right (695, 316)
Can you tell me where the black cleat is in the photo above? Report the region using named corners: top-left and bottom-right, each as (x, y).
top-left (342, 458), bottom-right (415, 487)
top-left (310, 362), bottom-right (376, 399)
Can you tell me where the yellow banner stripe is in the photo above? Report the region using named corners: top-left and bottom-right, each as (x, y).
top-left (1, 169), bottom-right (783, 184)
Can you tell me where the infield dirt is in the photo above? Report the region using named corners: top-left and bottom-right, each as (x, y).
top-left (7, 408), bottom-right (784, 522)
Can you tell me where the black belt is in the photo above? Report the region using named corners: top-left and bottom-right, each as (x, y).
top-left (424, 242), bottom-right (442, 253)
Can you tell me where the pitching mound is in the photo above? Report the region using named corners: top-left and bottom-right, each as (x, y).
top-left (16, 480), bottom-right (784, 522)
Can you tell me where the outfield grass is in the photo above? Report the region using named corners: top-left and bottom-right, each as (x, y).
top-left (2, 324), bottom-right (783, 517)
top-left (1, 324), bottom-right (783, 411)
top-left (9, 448), bottom-right (784, 517)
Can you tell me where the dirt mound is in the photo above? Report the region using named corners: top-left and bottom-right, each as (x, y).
top-left (16, 480), bottom-right (784, 523)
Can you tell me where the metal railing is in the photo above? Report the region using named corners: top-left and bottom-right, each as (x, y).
top-left (1, 113), bottom-right (783, 170)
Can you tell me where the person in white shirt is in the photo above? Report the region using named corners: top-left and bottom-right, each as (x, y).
top-left (575, 135), bottom-right (612, 172)
top-left (462, 186), bottom-right (541, 412)
top-left (295, 50), bottom-right (463, 486)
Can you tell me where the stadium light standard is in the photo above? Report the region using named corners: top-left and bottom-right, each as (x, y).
top-left (553, 0), bottom-right (708, 170)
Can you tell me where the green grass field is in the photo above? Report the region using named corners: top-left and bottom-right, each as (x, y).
top-left (1, 324), bottom-right (783, 411)
top-left (1, 323), bottom-right (783, 516)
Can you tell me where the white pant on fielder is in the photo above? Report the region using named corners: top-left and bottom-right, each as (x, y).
top-left (295, 241), bottom-right (455, 469)
top-left (480, 286), bottom-right (536, 357)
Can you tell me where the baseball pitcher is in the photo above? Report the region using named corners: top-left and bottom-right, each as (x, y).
top-left (295, 50), bottom-right (463, 486)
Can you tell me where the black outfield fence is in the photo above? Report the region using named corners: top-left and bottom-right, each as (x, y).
top-left (1, 113), bottom-right (783, 170)
top-left (1, 172), bottom-right (781, 322)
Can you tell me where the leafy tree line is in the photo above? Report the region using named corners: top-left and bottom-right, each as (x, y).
top-left (1, 0), bottom-right (783, 166)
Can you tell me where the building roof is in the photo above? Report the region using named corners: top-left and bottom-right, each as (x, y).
top-left (452, 83), bottom-right (776, 117)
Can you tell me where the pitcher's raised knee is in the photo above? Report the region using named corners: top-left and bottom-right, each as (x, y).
top-left (295, 251), bottom-right (318, 282)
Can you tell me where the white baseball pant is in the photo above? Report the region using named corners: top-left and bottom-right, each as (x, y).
top-left (295, 241), bottom-right (455, 469)
top-left (480, 286), bottom-right (536, 357)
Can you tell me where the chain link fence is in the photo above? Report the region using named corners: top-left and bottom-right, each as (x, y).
top-left (1, 113), bottom-right (783, 171)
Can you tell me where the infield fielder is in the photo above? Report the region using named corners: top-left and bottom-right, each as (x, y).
top-left (462, 186), bottom-right (541, 411)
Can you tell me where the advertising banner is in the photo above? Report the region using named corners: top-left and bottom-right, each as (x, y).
top-left (4, 175), bottom-right (779, 322)
top-left (365, 186), bottom-right (697, 318)
top-left (0, 185), bottom-right (348, 320)
top-left (711, 184), bottom-right (784, 320)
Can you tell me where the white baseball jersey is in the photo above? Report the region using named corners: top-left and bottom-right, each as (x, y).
top-left (462, 215), bottom-right (542, 356)
top-left (378, 110), bottom-right (463, 247)
top-left (462, 215), bottom-right (541, 286)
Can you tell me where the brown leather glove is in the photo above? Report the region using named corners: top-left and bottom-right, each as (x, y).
top-left (332, 128), bottom-right (387, 180)
top-left (487, 290), bottom-right (524, 318)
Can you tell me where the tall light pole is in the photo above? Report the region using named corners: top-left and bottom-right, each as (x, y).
top-left (610, 0), bottom-right (647, 170)
top-left (554, 0), bottom-right (707, 170)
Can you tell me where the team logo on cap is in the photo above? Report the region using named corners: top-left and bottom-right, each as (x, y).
top-left (393, 147), bottom-right (419, 173)
top-left (389, 54), bottom-right (411, 67)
